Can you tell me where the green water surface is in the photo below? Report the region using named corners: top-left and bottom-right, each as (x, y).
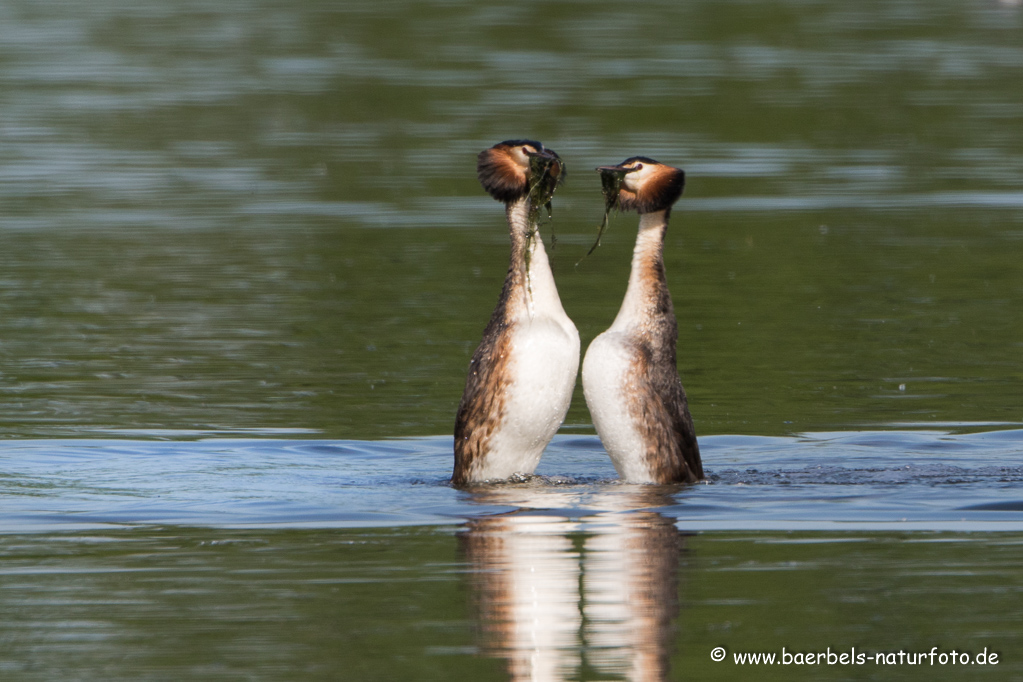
top-left (1, 0), bottom-right (1020, 440)
top-left (1, 528), bottom-right (1020, 680)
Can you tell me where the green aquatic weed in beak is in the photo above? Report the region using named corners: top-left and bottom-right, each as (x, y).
top-left (521, 150), bottom-right (565, 278)
top-left (580, 166), bottom-right (628, 261)
top-left (526, 151), bottom-right (564, 226)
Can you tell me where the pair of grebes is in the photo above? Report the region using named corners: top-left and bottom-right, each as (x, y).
top-left (452, 140), bottom-right (704, 487)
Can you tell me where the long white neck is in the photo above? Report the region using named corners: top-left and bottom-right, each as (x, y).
top-left (506, 199), bottom-right (567, 321)
top-left (610, 210), bottom-right (670, 331)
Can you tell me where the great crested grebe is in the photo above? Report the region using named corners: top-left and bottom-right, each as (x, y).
top-left (452, 140), bottom-right (580, 486)
top-left (581, 157), bottom-right (704, 484)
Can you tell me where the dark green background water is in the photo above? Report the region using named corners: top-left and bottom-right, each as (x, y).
top-left (2, 0), bottom-right (1020, 440)
top-left (2, 1), bottom-right (1022, 679)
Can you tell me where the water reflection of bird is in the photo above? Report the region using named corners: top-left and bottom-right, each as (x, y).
top-left (452, 140), bottom-right (580, 486)
top-left (582, 158), bottom-right (704, 484)
top-left (461, 486), bottom-right (682, 681)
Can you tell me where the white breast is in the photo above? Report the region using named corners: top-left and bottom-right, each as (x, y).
top-left (475, 313), bottom-right (580, 480)
top-left (581, 331), bottom-right (657, 483)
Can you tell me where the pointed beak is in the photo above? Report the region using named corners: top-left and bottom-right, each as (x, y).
top-left (595, 164), bottom-right (640, 176)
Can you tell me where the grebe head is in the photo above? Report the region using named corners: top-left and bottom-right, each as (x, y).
top-left (478, 140), bottom-right (565, 205)
top-left (596, 157), bottom-right (685, 214)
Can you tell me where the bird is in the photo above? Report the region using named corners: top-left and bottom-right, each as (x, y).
top-left (452, 140), bottom-right (580, 486)
top-left (581, 157), bottom-right (704, 484)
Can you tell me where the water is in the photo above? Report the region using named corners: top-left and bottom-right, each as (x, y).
top-left (2, 0), bottom-right (1022, 440)
top-left (4, 432), bottom-right (1023, 679)
top-left (2, 0), bottom-right (1023, 679)
top-left (4, 431), bottom-right (1023, 532)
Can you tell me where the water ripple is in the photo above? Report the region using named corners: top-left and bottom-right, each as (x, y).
top-left (3, 430), bottom-right (1023, 532)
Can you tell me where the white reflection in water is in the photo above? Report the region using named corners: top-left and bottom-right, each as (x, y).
top-left (462, 487), bottom-right (682, 682)
top-left (463, 515), bottom-right (583, 681)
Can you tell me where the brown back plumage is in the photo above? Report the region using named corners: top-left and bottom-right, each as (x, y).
top-left (452, 276), bottom-right (515, 485)
top-left (627, 282), bottom-right (703, 484)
